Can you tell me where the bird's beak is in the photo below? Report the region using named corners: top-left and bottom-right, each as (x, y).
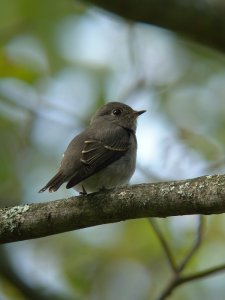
top-left (133, 110), bottom-right (146, 118)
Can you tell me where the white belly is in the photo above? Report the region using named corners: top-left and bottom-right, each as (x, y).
top-left (74, 143), bottom-right (136, 193)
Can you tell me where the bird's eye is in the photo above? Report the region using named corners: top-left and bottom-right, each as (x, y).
top-left (112, 108), bottom-right (122, 116)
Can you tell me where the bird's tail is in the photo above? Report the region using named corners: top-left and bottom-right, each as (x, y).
top-left (38, 170), bottom-right (66, 193)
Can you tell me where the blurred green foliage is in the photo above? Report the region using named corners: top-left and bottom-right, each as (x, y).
top-left (1, 0), bottom-right (225, 300)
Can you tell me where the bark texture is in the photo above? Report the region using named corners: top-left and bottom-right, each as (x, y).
top-left (87, 0), bottom-right (225, 53)
top-left (1, 174), bottom-right (225, 244)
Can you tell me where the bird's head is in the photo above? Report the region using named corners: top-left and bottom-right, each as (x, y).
top-left (90, 102), bottom-right (146, 131)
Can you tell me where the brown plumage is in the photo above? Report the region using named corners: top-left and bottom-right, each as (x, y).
top-left (39, 102), bottom-right (145, 194)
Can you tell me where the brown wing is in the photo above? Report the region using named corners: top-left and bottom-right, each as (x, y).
top-left (39, 124), bottom-right (132, 192)
top-left (66, 126), bottom-right (131, 189)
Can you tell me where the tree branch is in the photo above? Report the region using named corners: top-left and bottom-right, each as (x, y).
top-left (178, 215), bottom-right (204, 272)
top-left (1, 174), bottom-right (225, 244)
top-left (156, 263), bottom-right (225, 300)
top-left (148, 218), bottom-right (178, 273)
top-left (155, 215), bottom-right (205, 300)
top-left (179, 264), bottom-right (225, 285)
top-left (87, 0), bottom-right (225, 53)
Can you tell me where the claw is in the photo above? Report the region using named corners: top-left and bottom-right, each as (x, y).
top-left (79, 185), bottom-right (87, 196)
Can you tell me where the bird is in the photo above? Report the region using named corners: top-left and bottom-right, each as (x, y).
top-left (38, 102), bottom-right (146, 194)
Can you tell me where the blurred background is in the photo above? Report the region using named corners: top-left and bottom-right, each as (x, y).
top-left (1, 0), bottom-right (225, 299)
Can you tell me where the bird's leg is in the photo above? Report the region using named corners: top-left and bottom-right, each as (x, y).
top-left (79, 185), bottom-right (88, 196)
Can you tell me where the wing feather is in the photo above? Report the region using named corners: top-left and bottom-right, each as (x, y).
top-left (66, 125), bottom-right (131, 189)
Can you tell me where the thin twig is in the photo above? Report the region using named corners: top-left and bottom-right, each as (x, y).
top-left (149, 218), bottom-right (178, 273)
top-left (156, 263), bottom-right (225, 300)
top-left (179, 263), bottom-right (225, 285)
top-left (154, 215), bottom-right (205, 300)
top-left (178, 215), bottom-right (204, 272)
top-left (156, 276), bottom-right (178, 300)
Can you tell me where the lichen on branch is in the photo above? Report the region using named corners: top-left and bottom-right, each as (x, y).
top-left (1, 174), bottom-right (225, 244)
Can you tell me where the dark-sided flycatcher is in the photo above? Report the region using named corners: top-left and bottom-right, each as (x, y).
top-left (39, 102), bottom-right (145, 194)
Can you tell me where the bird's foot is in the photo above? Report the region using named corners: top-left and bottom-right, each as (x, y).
top-left (79, 185), bottom-right (88, 196)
